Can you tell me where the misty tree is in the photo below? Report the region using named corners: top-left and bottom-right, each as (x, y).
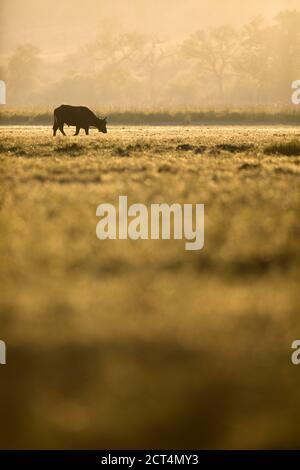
top-left (182, 26), bottom-right (239, 101)
top-left (136, 38), bottom-right (173, 106)
top-left (271, 10), bottom-right (300, 103)
top-left (4, 10), bottom-right (300, 108)
top-left (233, 18), bottom-right (273, 104)
top-left (83, 31), bottom-right (147, 106)
top-left (234, 10), bottom-right (300, 105)
top-left (7, 44), bottom-right (41, 105)
top-left (86, 32), bottom-right (146, 71)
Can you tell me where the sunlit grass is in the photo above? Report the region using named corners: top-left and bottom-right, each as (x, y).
top-left (264, 140), bottom-right (300, 156)
top-left (0, 125), bottom-right (300, 449)
top-left (1, 106), bottom-right (300, 125)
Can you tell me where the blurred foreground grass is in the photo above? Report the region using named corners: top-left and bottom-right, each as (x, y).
top-left (0, 125), bottom-right (300, 449)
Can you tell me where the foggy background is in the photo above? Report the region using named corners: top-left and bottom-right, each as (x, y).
top-left (1, 0), bottom-right (300, 108)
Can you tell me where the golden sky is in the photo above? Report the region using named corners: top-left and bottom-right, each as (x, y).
top-left (1, 0), bottom-right (300, 56)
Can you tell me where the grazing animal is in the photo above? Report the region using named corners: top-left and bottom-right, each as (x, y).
top-left (53, 105), bottom-right (107, 136)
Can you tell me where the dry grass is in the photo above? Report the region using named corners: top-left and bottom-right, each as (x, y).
top-left (1, 107), bottom-right (300, 125)
top-left (0, 125), bottom-right (300, 449)
top-left (264, 140), bottom-right (300, 156)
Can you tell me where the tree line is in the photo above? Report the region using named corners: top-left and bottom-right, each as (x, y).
top-left (1, 10), bottom-right (300, 109)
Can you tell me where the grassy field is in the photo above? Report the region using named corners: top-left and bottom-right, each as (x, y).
top-left (1, 107), bottom-right (300, 125)
top-left (0, 125), bottom-right (300, 449)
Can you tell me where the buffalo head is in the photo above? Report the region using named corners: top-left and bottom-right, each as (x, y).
top-left (97, 117), bottom-right (107, 133)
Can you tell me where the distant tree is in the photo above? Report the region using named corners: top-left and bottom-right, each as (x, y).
top-left (73, 31), bottom-right (147, 106)
top-left (136, 38), bottom-right (173, 106)
top-left (182, 26), bottom-right (239, 101)
top-left (233, 18), bottom-right (273, 104)
top-left (87, 31), bottom-right (147, 72)
top-left (271, 10), bottom-right (300, 102)
top-left (7, 44), bottom-right (41, 105)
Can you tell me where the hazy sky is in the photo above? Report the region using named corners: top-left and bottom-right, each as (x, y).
top-left (1, 0), bottom-right (300, 56)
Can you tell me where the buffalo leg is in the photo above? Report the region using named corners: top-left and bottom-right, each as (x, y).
top-left (59, 124), bottom-right (66, 136)
top-left (74, 126), bottom-right (80, 136)
top-left (53, 122), bottom-right (59, 137)
top-left (85, 127), bottom-right (89, 135)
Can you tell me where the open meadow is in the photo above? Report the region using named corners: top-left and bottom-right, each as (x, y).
top-left (0, 124), bottom-right (300, 449)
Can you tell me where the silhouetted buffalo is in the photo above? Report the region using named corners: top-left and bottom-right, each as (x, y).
top-left (53, 105), bottom-right (107, 136)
